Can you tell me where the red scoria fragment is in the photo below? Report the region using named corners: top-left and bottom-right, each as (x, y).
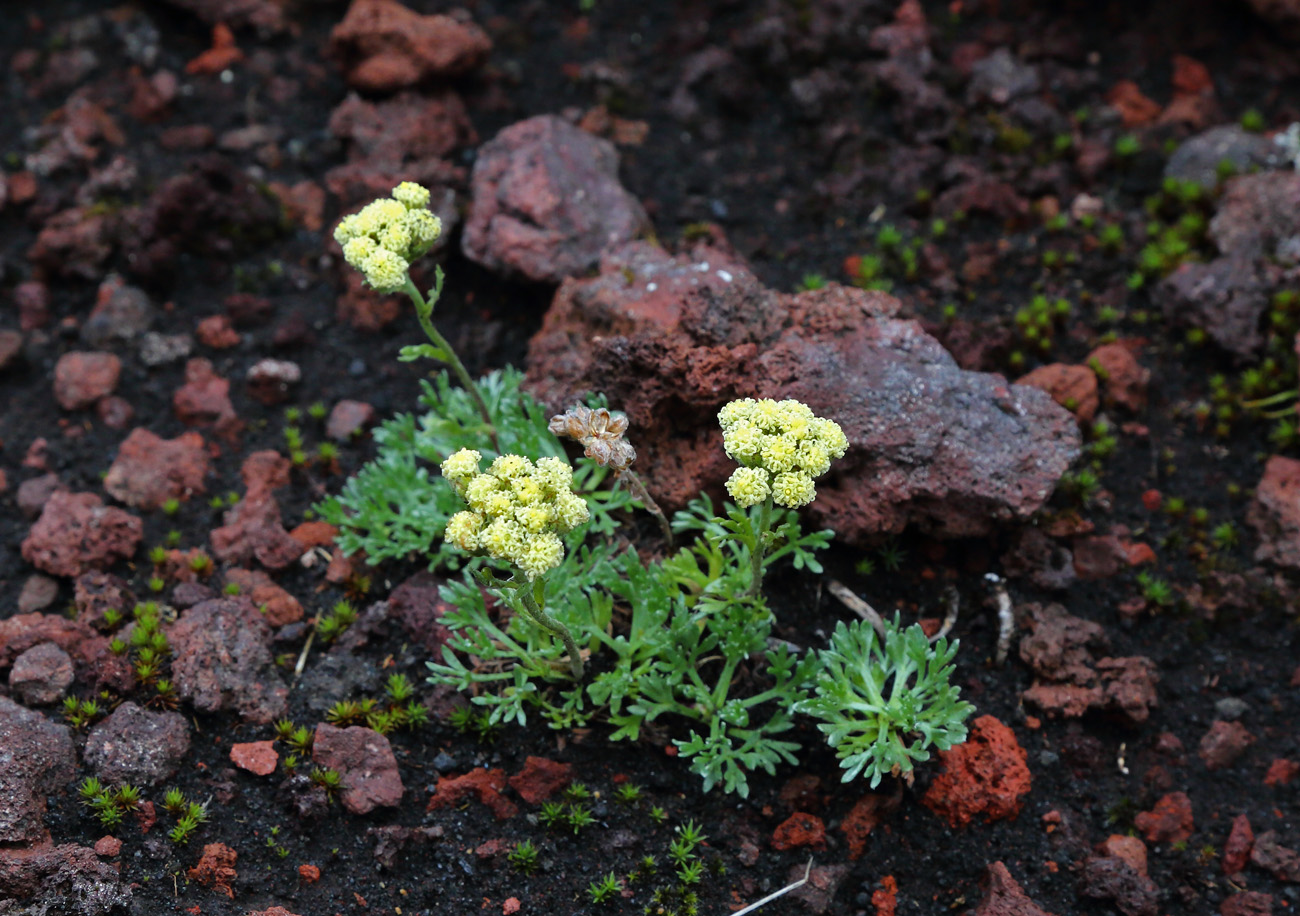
top-left (1135, 792), bottom-right (1194, 845)
top-left (771, 812), bottom-right (826, 851)
top-left (921, 715), bottom-right (1031, 828)
top-left (507, 756), bottom-right (572, 805)
top-left (427, 768), bottom-right (517, 820)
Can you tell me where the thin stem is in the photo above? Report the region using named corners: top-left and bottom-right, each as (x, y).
top-left (516, 579), bottom-right (584, 681)
top-left (403, 274), bottom-right (498, 451)
top-left (620, 468), bottom-right (673, 549)
top-left (745, 497), bottom-right (773, 598)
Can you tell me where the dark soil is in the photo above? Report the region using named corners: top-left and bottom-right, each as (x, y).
top-left (1, 1), bottom-right (1298, 915)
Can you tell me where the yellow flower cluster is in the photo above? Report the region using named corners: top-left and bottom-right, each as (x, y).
top-left (334, 182), bottom-right (443, 293)
top-left (441, 449), bottom-right (590, 580)
top-left (718, 398), bottom-right (849, 508)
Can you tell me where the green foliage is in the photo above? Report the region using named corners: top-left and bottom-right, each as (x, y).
top-left (508, 840), bottom-right (540, 875)
top-left (587, 872), bottom-right (622, 904)
top-left (795, 617), bottom-right (974, 788)
top-left (317, 368), bottom-right (633, 569)
top-left (427, 496), bottom-right (831, 797)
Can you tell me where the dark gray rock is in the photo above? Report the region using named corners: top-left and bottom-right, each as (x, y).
top-left (168, 598), bottom-right (287, 724)
top-left (0, 697), bottom-right (76, 844)
top-left (83, 701), bottom-right (190, 786)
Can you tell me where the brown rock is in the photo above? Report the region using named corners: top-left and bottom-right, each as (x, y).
top-left (83, 701), bottom-right (190, 786)
top-left (771, 812), bottom-right (826, 851)
top-left (0, 613), bottom-right (93, 668)
top-left (1080, 856), bottom-right (1160, 916)
top-left (507, 756), bottom-right (572, 805)
top-left (1199, 720), bottom-right (1255, 770)
top-left (326, 399), bottom-right (375, 441)
top-left (9, 643), bottom-right (74, 705)
top-left (387, 572), bottom-right (453, 655)
top-left (1087, 342), bottom-right (1149, 412)
top-left (427, 769), bottom-right (517, 820)
top-left (921, 715), bottom-right (1031, 827)
top-left (94, 835), bottom-right (122, 857)
top-left (1098, 834), bottom-right (1148, 877)
top-left (1248, 456), bottom-right (1300, 570)
top-left (1222, 892), bottom-right (1275, 916)
top-left (788, 862), bottom-right (851, 915)
top-left (187, 842), bottom-right (237, 897)
top-left (222, 569), bottom-right (302, 626)
top-left (245, 359), bottom-right (301, 406)
top-left (17, 575), bottom-right (59, 614)
top-left (971, 861), bottom-right (1057, 916)
top-left (16, 474), bottom-right (66, 520)
top-left (463, 115), bottom-right (651, 284)
top-left (230, 740), bottom-right (278, 776)
top-left (0, 697), bottom-right (76, 844)
top-left (1016, 363), bottom-right (1099, 422)
top-left (15, 281), bottom-right (51, 331)
top-left (0, 329), bottom-right (22, 372)
top-left (53, 351), bottom-right (121, 410)
top-left (1107, 80), bottom-right (1162, 126)
top-left (1224, 814), bottom-right (1255, 875)
top-left (327, 0), bottom-right (492, 92)
top-left (97, 396), bottom-right (135, 429)
top-left (1135, 792), bottom-right (1194, 845)
top-left (328, 90), bottom-right (475, 168)
top-left (196, 315), bottom-right (240, 349)
top-left (527, 248), bottom-right (1079, 540)
top-left (1250, 831), bottom-right (1300, 881)
top-left (267, 180), bottom-right (325, 232)
top-left (168, 598), bottom-right (288, 724)
top-left (297, 864), bottom-right (320, 883)
top-left (0, 842), bottom-right (129, 907)
top-left (27, 208), bottom-right (112, 280)
top-left (81, 276), bottom-right (154, 349)
top-left (841, 793), bottom-right (898, 860)
top-left (103, 428), bottom-right (208, 510)
top-left (312, 725), bottom-right (404, 814)
top-left (22, 491), bottom-right (142, 578)
top-left (173, 358), bottom-right (239, 436)
top-left (210, 451), bottom-right (302, 571)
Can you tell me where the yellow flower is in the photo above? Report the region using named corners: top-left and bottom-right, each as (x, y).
top-left (726, 467), bottom-right (771, 507)
top-left (771, 472), bottom-right (816, 508)
top-left (760, 434), bottom-right (799, 473)
top-left (361, 248), bottom-right (410, 293)
top-left (445, 511), bottom-right (484, 551)
top-left (441, 449), bottom-right (482, 485)
top-left (392, 181), bottom-right (431, 209)
top-left (341, 236), bottom-right (377, 268)
top-left (722, 422), bottom-right (763, 461)
top-left (518, 532), bottom-right (565, 580)
top-left (406, 210), bottom-right (442, 248)
top-left (489, 455), bottom-right (529, 479)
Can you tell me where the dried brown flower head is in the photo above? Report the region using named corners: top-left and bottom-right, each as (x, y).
top-left (549, 405), bottom-right (636, 471)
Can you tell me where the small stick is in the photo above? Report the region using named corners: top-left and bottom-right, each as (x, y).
top-left (731, 858), bottom-right (814, 916)
top-left (293, 628), bottom-right (316, 682)
top-left (827, 580), bottom-right (887, 638)
top-left (929, 584), bottom-right (959, 644)
top-left (986, 572), bottom-right (1014, 666)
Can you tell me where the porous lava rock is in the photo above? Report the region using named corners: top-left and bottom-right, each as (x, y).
top-left (103, 428), bottom-right (208, 510)
top-left (327, 0), bottom-right (492, 92)
top-left (1017, 603), bottom-right (1158, 724)
top-left (311, 724), bottom-right (404, 814)
top-left (1135, 792), bottom-right (1194, 845)
top-left (971, 861), bottom-right (1057, 915)
top-left (210, 451), bottom-right (303, 570)
top-left (526, 242), bottom-right (1080, 541)
top-left (83, 701), bottom-right (190, 786)
top-left (0, 697), bottom-right (76, 844)
top-left (507, 756), bottom-right (572, 805)
top-left (0, 842), bottom-right (131, 911)
top-left (1247, 456), bottom-right (1300, 570)
top-left (921, 715), bottom-right (1031, 827)
top-left (167, 597), bottom-right (288, 724)
top-left (21, 491), bottom-right (143, 578)
top-left (427, 768), bottom-right (517, 820)
top-left (463, 115), bottom-right (651, 284)
top-left (9, 642), bottom-right (75, 705)
top-left (53, 352), bottom-right (121, 410)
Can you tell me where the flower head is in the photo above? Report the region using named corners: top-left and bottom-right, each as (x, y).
top-left (718, 398), bottom-right (847, 508)
top-left (335, 183), bottom-right (443, 292)
top-left (440, 449), bottom-right (590, 579)
top-left (549, 405), bottom-right (637, 471)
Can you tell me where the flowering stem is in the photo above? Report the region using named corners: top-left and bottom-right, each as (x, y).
top-left (619, 469), bottom-right (673, 549)
top-left (403, 273), bottom-right (498, 451)
top-left (746, 497), bottom-right (774, 598)
top-left (515, 576), bottom-right (583, 681)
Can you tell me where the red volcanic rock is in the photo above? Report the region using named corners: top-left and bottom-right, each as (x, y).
top-left (0, 842), bottom-right (128, 906)
top-left (1221, 892), bottom-right (1275, 916)
top-left (0, 697), bottom-right (76, 844)
top-left (196, 315), bottom-right (239, 349)
top-left (168, 597), bottom-right (288, 724)
top-left (103, 428), bottom-right (208, 510)
top-left (1199, 720), bottom-right (1255, 770)
top-left (9, 643), bottom-right (74, 706)
top-left (1016, 363), bottom-right (1099, 422)
top-left (1086, 342), bottom-right (1149, 412)
top-left (230, 740), bottom-right (278, 776)
top-left (1224, 814), bottom-right (1255, 876)
top-left (312, 725), bottom-right (404, 814)
top-left (427, 769), bottom-right (517, 821)
top-left (508, 756), bottom-right (572, 805)
top-left (841, 793), bottom-right (897, 860)
top-left (1264, 758), bottom-right (1299, 786)
top-left (1135, 792), bottom-right (1194, 845)
top-left (329, 91), bottom-right (474, 168)
top-left (921, 716), bottom-right (1031, 828)
top-left (1098, 834), bottom-right (1149, 877)
top-left (463, 116), bottom-right (651, 284)
top-left (174, 358), bottom-right (239, 436)
top-left (1251, 831), bottom-right (1300, 882)
top-left (27, 208), bottom-right (112, 280)
top-left (22, 491), bottom-right (142, 578)
top-left (526, 243), bottom-right (1079, 541)
top-left (971, 862), bottom-right (1057, 916)
top-left (326, 400), bottom-right (375, 441)
top-left (210, 451), bottom-right (303, 571)
top-left (187, 842), bottom-right (237, 897)
top-left (771, 812), bottom-right (827, 851)
top-left (328, 0), bottom-right (491, 92)
top-left (1248, 456), bottom-right (1300, 570)
top-left (53, 352), bottom-right (121, 410)
top-left (222, 569), bottom-right (302, 626)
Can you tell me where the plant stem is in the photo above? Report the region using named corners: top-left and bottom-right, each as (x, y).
top-left (515, 578), bottom-right (584, 681)
top-left (620, 468), bottom-right (673, 549)
top-left (403, 274), bottom-right (498, 451)
top-left (745, 497), bottom-right (773, 598)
